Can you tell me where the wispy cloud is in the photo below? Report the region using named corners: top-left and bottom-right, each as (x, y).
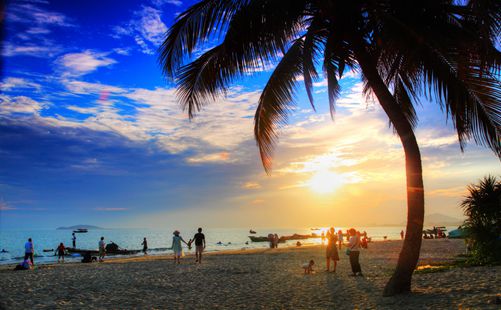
top-left (1, 77), bottom-right (41, 91)
top-left (94, 207), bottom-right (128, 211)
top-left (56, 51), bottom-right (117, 76)
top-left (112, 6), bottom-right (168, 55)
top-left (0, 201), bottom-right (17, 211)
top-left (151, 0), bottom-right (183, 7)
top-left (242, 182), bottom-right (261, 189)
top-left (0, 95), bottom-right (46, 115)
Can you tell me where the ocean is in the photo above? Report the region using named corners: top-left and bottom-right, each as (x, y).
top-left (0, 226), bottom-right (457, 265)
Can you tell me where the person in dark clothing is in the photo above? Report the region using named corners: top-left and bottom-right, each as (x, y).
top-left (142, 237), bottom-right (148, 255)
top-left (72, 233), bottom-right (76, 248)
top-left (57, 242), bottom-right (66, 263)
top-left (190, 227), bottom-right (206, 264)
top-left (24, 238), bottom-right (34, 266)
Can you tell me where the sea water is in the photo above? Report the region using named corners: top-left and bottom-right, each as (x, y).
top-left (0, 226), bottom-right (457, 265)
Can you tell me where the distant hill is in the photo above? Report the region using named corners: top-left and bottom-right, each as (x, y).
top-left (424, 213), bottom-right (464, 226)
top-left (56, 225), bottom-right (104, 230)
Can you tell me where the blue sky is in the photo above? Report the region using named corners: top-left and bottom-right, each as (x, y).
top-left (1, 0), bottom-right (500, 230)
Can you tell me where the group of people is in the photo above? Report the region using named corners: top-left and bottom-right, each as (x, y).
top-left (268, 233), bottom-right (280, 248)
top-left (323, 227), bottom-right (364, 276)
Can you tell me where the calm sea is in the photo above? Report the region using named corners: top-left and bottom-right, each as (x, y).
top-left (0, 226), bottom-right (457, 265)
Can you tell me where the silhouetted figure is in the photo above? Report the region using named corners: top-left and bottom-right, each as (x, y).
top-left (142, 238), bottom-right (148, 255)
top-left (325, 227), bottom-right (339, 272)
top-left (348, 228), bottom-right (362, 276)
top-left (191, 227), bottom-right (206, 263)
top-left (72, 233), bottom-right (76, 248)
top-left (24, 238), bottom-right (34, 266)
top-left (57, 242), bottom-right (66, 263)
top-left (98, 237), bottom-right (106, 262)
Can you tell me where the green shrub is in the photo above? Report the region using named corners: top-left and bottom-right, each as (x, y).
top-left (461, 176), bottom-right (501, 264)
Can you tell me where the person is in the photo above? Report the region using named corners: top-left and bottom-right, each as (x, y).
top-left (57, 242), bottom-right (66, 263)
top-left (72, 233), bottom-right (76, 248)
top-left (142, 237), bottom-right (148, 255)
top-left (302, 260), bottom-right (315, 274)
top-left (24, 238), bottom-right (34, 266)
top-left (171, 230), bottom-right (189, 264)
top-left (268, 234), bottom-right (274, 248)
top-left (274, 234), bottom-right (279, 248)
top-left (296, 241), bottom-right (302, 246)
top-left (348, 228), bottom-right (362, 276)
top-left (98, 237), bottom-right (106, 262)
top-left (14, 258), bottom-right (32, 270)
top-left (325, 227), bottom-right (339, 272)
top-left (337, 229), bottom-right (343, 249)
top-left (321, 231), bottom-right (325, 244)
top-left (190, 227), bottom-right (206, 264)
top-left (400, 230), bottom-right (404, 240)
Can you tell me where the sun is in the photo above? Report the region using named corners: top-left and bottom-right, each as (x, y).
top-left (308, 171), bottom-right (345, 194)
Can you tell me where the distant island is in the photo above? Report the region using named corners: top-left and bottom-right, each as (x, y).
top-left (56, 225), bottom-right (104, 230)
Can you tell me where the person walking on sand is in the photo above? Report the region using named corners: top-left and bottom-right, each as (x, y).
top-left (348, 228), bottom-right (363, 276)
top-left (274, 233), bottom-right (279, 248)
top-left (171, 230), bottom-right (189, 264)
top-left (24, 238), bottom-right (34, 266)
top-left (57, 242), bottom-right (66, 263)
top-left (98, 237), bottom-right (106, 262)
top-left (191, 227), bottom-right (206, 263)
top-left (337, 229), bottom-right (343, 250)
top-left (400, 230), bottom-right (404, 240)
top-left (325, 227), bottom-right (339, 272)
top-left (142, 237), bottom-right (148, 255)
top-left (72, 233), bottom-right (76, 248)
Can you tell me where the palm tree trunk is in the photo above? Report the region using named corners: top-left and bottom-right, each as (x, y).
top-left (352, 42), bottom-right (425, 296)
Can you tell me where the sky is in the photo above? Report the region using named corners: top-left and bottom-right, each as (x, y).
top-left (1, 0), bottom-right (500, 230)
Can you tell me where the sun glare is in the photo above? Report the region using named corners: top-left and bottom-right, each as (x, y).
top-left (308, 171), bottom-right (346, 194)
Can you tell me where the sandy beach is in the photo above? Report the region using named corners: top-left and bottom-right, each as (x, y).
top-left (0, 239), bottom-right (499, 309)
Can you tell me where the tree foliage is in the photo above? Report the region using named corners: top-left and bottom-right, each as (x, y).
top-left (461, 175), bottom-right (501, 264)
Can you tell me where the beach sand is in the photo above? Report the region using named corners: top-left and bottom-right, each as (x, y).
top-left (0, 239), bottom-right (499, 309)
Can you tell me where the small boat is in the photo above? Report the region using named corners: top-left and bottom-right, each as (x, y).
top-left (43, 249), bottom-right (54, 252)
top-left (448, 226), bottom-right (469, 239)
top-left (73, 228), bottom-right (88, 233)
top-left (248, 233), bottom-right (318, 243)
top-left (249, 230), bottom-right (257, 234)
top-left (66, 242), bottom-right (141, 256)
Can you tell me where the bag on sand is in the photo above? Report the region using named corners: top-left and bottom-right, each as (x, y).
top-left (345, 248), bottom-right (351, 256)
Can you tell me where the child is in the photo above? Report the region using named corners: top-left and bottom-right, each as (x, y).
top-left (302, 260), bottom-right (315, 274)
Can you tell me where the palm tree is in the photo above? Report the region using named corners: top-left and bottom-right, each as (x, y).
top-left (159, 0), bottom-right (501, 296)
top-left (461, 175), bottom-right (501, 263)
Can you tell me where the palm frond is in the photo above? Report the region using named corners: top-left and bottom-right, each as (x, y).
top-left (254, 39), bottom-right (304, 173)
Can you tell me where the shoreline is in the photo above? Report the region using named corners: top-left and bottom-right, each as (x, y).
top-left (2, 239), bottom-right (499, 309)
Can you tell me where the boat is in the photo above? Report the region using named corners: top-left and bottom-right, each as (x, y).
top-left (43, 249), bottom-right (54, 252)
top-left (73, 228), bottom-right (88, 233)
top-left (249, 230), bottom-right (257, 234)
top-left (66, 242), bottom-right (141, 256)
top-left (248, 233), bottom-right (318, 243)
top-left (448, 226), bottom-right (469, 239)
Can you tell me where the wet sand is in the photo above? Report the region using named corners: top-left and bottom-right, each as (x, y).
top-left (1, 239), bottom-right (499, 309)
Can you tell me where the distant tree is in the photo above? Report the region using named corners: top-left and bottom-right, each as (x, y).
top-left (461, 176), bottom-right (501, 263)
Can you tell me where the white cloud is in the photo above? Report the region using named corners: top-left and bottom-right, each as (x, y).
top-left (2, 42), bottom-right (61, 57)
top-left (1, 77), bottom-right (41, 91)
top-left (151, 0), bottom-right (183, 6)
top-left (62, 80), bottom-right (126, 95)
top-left (56, 51), bottom-right (116, 76)
top-left (112, 6), bottom-right (168, 54)
top-left (0, 95), bottom-right (46, 115)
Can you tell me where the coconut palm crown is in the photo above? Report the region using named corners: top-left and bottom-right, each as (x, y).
top-left (159, 0), bottom-right (501, 296)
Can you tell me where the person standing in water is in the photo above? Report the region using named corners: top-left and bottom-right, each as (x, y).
top-left (24, 238), bottom-right (34, 266)
top-left (171, 230), bottom-right (189, 264)
top-left (72, 233), bottom-right (76, 248)
top-left (191, 228), bottom-right (206, 264)
top-left (141, 237), bottom-right (148, 255)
